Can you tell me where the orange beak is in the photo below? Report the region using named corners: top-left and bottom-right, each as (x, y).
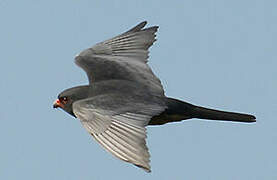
top-left (53, 99), bottom-right (64, 108)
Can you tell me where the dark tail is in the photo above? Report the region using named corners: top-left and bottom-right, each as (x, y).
top-left (149, 98), bottom-right (256, 125)
top-left (191, 105), bottom-right (256, 123)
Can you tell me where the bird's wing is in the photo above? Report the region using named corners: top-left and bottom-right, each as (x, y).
top-left (72, 93), bottom-right (166, 172)
top-left (75, 21), bottom-right (164, 96)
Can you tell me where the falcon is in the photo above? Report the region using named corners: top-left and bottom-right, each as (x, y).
top-left (53, 21), bottom-right (256, 172)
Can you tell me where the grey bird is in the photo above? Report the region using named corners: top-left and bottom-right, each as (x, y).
top-left (53, 21), bottom-right (256, 172)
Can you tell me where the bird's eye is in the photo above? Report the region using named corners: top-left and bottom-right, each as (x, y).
top-left (59, 96), bottom-right (69, 104)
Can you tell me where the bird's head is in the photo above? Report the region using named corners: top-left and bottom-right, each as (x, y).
top-left (53, 85), bottom-right (89, 117)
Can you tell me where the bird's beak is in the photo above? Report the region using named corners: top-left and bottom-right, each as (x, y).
top-left (53, 99), bottom-right (63, 108)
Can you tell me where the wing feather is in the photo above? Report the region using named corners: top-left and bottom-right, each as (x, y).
top-left (74, 21), bottom-right (164, 95)
top-left (72, 94), bottom-right (165, 172)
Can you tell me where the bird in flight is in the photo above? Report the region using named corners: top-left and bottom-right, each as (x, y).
top-left (53, 21), bottom-right (256, 172)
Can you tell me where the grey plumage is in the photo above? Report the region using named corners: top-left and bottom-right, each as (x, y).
top-left (73, 22), bottom-right (166, 171)
top-left (73, 93), bottom-right (165, 172)
top-left (75, 21), bottom-right (163, 95)
top-left (54, 21), bottom-right (256, 172)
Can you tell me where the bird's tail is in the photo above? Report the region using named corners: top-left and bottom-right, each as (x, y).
top-left (191, 105), bottom-right (256, 123)
top-left (148, 98), bottom-right (256, 125)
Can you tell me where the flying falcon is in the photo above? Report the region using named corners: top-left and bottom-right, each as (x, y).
top-left (53, 21), bottom-right (256, 172)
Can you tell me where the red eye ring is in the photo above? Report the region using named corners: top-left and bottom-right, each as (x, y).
top-left (59, 96), bottom-right (68, 104)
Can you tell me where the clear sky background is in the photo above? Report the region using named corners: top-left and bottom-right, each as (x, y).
top-left (1, 0), bottom-right (276, 179)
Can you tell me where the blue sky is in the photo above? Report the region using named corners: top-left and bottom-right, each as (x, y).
top-left (1, 0), bottom-right (276, 179)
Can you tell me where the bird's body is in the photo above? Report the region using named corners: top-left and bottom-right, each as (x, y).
top-left (54, 21), bottom-right (256, 172)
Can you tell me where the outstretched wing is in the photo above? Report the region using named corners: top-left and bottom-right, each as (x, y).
top-left (75, 21), bottom-right (164, 96)
top-left (72, 93), bottom-right (166, 172)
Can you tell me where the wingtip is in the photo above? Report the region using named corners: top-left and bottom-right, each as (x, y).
top-left (144, 166), bottom-right (151, 173)
top-left (140, 21), bottom-right (147, 26)
top-left (134, 163), bottom-right (151, 173)
top-left (135, 21), bottom-right (148, 30)
top-left (140, 21), bottom-right (159, 30)
top-left (125, 21), bottom-right (148, 33)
